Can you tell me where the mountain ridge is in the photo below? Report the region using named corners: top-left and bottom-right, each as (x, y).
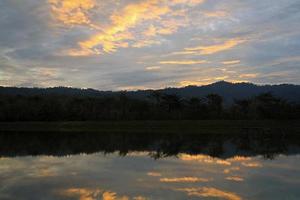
top-left (1, 81), bottom-right (300, 104)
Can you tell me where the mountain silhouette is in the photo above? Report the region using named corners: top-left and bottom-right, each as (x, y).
top-left (1, 81), bottom-right (300, 104)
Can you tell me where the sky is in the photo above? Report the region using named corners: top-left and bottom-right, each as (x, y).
top-left (0, 0), bottom-right (300, 90)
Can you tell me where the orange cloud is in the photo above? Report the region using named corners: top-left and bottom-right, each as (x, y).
top-left (179, 154), bottom-right (232, 165)
top-left (61, 188), bottom-right (102, 200)
top-left (78, 0), bottom-right (170, 54)
top-left (60, 189), bottom-right (145, 200)
top-left (242, 162), bottom-right (262, 168)
top-left (102, 191), bottom-right (129, 200)
top-left (57, 0), bottom-right (207, 56)
top-left (185, 38), bottom-right (245, 55)
top-left (176, 187), bottom-right (242, 200)
top-left (179, 80), bottom-right (211, 86)
top-left (228, 156), bottom-right (252, 162)
top-left (143, 25), bottom-right (157, 37)
top-left (49, 0), bottom-right (97, 28)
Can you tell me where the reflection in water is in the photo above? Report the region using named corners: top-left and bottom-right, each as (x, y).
top-left (159, 177), bottom-right (211, 183)
top-left (225, 176), bottom-right (244, 182)
top-left (176, 187), bottom-right (242, 200)
top-left (0, 130), bottom-right (300, 199)
top-left (0, 130), bottom-right (300, 159)
top-left (1, 152), bottom-right (300, 199)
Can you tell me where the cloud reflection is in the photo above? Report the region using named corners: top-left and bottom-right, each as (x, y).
top-left (160, 177), bottom-right (211, 183)
top-left (176, 187), bottom-right (242, 200)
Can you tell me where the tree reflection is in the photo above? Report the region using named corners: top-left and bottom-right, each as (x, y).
top-left (0, 129), bottom-right (299, 159)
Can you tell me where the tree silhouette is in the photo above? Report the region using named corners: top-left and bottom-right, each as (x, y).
top-left (0, 91), bottom-right (299, 121)
top-left (206, 94), bottom-right (223, 118)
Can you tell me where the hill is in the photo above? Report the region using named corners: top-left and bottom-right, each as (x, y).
top-left (1, 81), bottom-right (300, 104)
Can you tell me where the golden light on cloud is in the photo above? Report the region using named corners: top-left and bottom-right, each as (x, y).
top-left (228, 156), bottom-right (252, 162)
top-left (145, 66), bottom-right (161, 71)
top-left (160, 177), bottom-right (211, 183)
top-left (185, 38), bottom-right (245, 55)
top-left (102, 191), bottom-right (128, 200)
top-left (179, 80), bottom-right (211, 87)
top-left (239, 73), bottom-right (259, 78)
top-left (61, 188), bottom-right (102, 200)
top-left (159, 60), bottom-right (208, 65)
top-left (215, 75), bottom-right (229, 80)
top-left (78, 0), bottom-right (171, 54)
top-left (60, 188), bottom-right (146, 200)
top-left (241, 162), bottom-right (262, 168)
top-left (176, 187), bottom-right (242, 200)
top-left (49, 0), bottom-right (208, 56)
top-left (49, 0), bottom-right (97, 27)
top-left (179, 154), bottom-right (232, 165)
top-left (143, 25), bottom-right (158, 37)
top-left (3, 0), bottom-right (296, 90)
top-left (222, 60), bottom-right (241, 65)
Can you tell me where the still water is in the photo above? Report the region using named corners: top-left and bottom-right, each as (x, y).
top-left (0, 131), bottom-right (300, 200)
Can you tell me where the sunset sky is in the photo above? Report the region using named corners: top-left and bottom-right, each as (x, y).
top-left (0, 0), bottom-right (299, 90)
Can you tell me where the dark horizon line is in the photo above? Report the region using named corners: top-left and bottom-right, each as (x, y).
top-left (1, 80), bottom-right (300, 93)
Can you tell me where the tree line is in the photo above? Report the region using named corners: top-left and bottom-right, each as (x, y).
top-left (0, 92), bottom-right (299, 121)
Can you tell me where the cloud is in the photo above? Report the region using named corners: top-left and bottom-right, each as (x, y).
top-left (145, 66), bottom-right (161, 71)
top-left (239, 73), bottom-right (259, 78)
top-left (1, 0), bottom-right (300, 89)
top-left (179, 80), bottom-right (211, 87)
top-left (226, 176), bottom-right (244, 182)
top-left (159, 60), bottom-right (208, 65)
top-left (179, 154), bottom-right (232, 165)
top-left (60, 188), bottom-right (146, 200)
top-left (184, 38), bottom-right (246, 55)
top-left (223, 167), bottom-right (240, 174)
top-left (241, 162), bottom-right (262, 168)
top-left (203, 11), bottom-right (229, 18)
top-left (76, 0), bottom-right (171, 55)
top-left (61, 188), bottom-right (102, 200)
top-left (57, 0), bottom-right (206, 56)
top-left (222, 60), bottom-right (241, 65)
top-left (48, 0), bottom-right (98, 28)
top-left (147, 172), bottom-right (162, 177)
top-left (171, 0), bottom-right (205, 6)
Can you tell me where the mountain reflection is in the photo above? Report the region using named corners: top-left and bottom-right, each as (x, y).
top-left (0, 129), bottom-right (299, 159)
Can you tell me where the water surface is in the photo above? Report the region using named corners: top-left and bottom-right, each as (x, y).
top-left (0, 131), bottom-right (300, 200)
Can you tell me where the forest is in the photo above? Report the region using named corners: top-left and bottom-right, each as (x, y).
top-left (0, 91), bottom-right (299, 121)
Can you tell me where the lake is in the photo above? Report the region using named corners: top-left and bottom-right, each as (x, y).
top-left (0, 129), bottom-right (300, 200)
